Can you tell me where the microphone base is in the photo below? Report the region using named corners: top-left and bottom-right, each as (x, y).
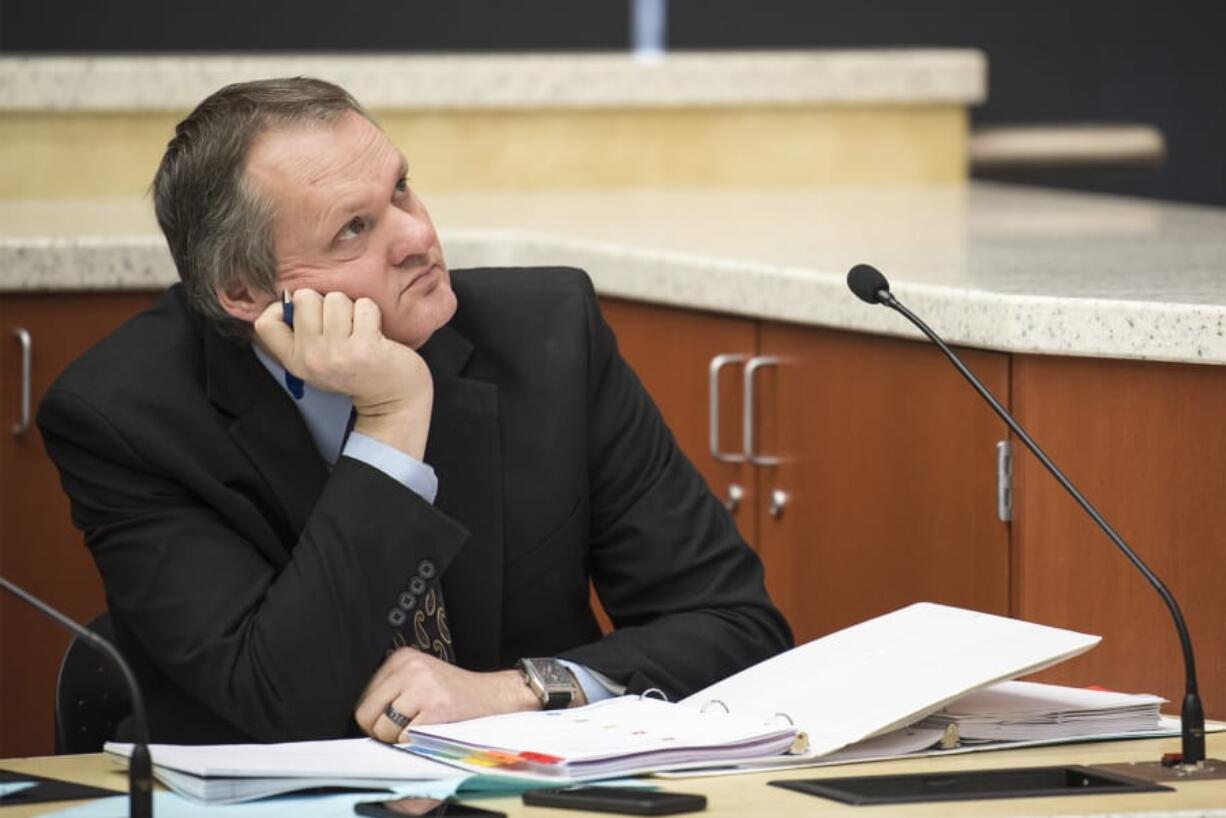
top-left (129, 742), bottom-right (153, 818)
top-left (1091, 758), bottom-right (1226, 784)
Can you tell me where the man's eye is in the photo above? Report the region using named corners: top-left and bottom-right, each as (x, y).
top-left (394, 176), bottom-right (409, 198)
top-left (340, 216), bottom-right (367, 239)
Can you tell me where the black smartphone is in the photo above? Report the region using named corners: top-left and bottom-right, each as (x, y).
top-left (522, 786), bottom-right (706, 815)
top-left (353, 796), bottom-right (506, 817)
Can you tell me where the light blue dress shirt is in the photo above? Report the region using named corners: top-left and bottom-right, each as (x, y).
top-left (252, 345), bottom-right (619, 704)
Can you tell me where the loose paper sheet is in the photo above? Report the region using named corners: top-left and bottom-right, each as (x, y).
top-left (105, 738), bottom-right (461, 781)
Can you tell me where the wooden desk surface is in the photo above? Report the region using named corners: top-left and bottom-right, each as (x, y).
top-left (3, 733), bottom-right (1225, 817)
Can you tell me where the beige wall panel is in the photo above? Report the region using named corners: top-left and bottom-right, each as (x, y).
top-left (0, 113), bottom-right (181, 199)
top-left (0, 105), bottom-right (966, 198)
top-left (382, 106), bottom-right (967, 191)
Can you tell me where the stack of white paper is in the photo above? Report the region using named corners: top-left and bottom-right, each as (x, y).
top-left (917, 680), bottom-right (1166, 742)
top-left (106, 738), bottom-right (465, 804)
top-left (406, 696), bottom-right (799, 780)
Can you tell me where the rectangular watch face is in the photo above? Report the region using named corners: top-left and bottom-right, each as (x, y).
top-left (534, 661), bottom-right (574, 687)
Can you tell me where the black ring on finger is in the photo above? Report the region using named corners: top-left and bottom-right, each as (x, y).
top-left (384, 702), bottom-right (411, 730)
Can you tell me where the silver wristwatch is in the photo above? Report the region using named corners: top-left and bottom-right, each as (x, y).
top-left (517, 658), bottom-right (578, 710)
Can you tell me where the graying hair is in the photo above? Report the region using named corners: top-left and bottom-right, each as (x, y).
top-left (152, 77), bottom-right (373, 338)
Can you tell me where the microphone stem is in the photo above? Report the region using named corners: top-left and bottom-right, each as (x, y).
top-left (1, 576), bottom-right (154, 817)
top-left (881, 292), bottom-right (1204, 762)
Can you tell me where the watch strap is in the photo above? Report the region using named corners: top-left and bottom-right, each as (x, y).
top-left (540, 687), bottom-right (571, 710)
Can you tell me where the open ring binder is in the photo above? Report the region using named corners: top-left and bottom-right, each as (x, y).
top-left (695, 700), bottom-right (808, 753)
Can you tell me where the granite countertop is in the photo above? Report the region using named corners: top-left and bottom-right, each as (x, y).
top-left (3, 183), bottom-right (1225, 366)
top-left (0, 50), bottom-right (984, 111)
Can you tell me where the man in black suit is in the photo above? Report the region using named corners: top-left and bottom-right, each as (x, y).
top-left (38, 78), bottom-right (791, 744)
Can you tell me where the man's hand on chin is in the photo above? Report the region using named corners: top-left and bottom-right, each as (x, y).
top-left (254, 289), bottom-right (434, 459)
top-left (354, 648), bottom-right (554, 743)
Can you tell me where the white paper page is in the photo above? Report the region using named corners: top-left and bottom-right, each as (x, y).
top-left (921, 681), bottom-right (1165, 740)
top-left (105, 737), bottom-right (463, 780)
top-left (656, 717), bottom-right (1226, 779)
top-left (409, 696), bottom-right (795, 763)
top-left (680, 602), bottom-right (1100, 757)
top-left (938, 680), bottom-right (1165, 717)
top-left (818, 726), bottom-right (946, 761)
top-left (152, 768), bottom-right (408, 805)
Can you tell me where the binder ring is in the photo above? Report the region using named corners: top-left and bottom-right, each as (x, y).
top-left (639, 688), bottom-right (669, 702)
top-left (700, 699), bottom-right (729, 714)
top-left (772, 712), bottom-right (794, 726)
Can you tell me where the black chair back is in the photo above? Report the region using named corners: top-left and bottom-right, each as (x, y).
top-left (54, 612), bottom-right (128, 754)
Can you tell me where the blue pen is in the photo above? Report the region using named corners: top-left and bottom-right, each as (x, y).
top-left (281, 290), bottom-right (305, 400)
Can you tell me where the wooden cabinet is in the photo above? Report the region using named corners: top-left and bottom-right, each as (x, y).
top-left (602, 298), bottom-right (1011, 645)
top-left (0, 291), bottom-right (157, 757)
top-left (754, 323), bottom-right (1010, 643)
top-left (1012, 354), bottom-right (1226, 710)
top-left (603, 298), bottom-right (1224, 716)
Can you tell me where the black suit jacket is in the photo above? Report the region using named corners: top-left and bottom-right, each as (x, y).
top-left (38, 267), bottom-right (792, 743)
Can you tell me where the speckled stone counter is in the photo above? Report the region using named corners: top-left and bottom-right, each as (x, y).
top-left (3, 183), bottom-right (1225, 365)
top-left (0, 51), bottom-right (983, 111)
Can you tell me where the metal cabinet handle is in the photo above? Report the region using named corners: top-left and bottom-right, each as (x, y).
top-left (11, 327), bottom-right (31, 436)
top-left (708, 353), bottom-right (748, 463)
top-left (743, 356), bottom-right (781, 466)
top-left (723, 483), bottom-right (744, 513)
top-left (996, 440), bottom-right (1013, 522)
top-left (768, 489), bottom-right (788, 519)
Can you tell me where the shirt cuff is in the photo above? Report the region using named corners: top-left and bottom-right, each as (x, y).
top-left (558, 660), bottom-right (625, 704)
top-left (343, 431), bottom-right (439, 504)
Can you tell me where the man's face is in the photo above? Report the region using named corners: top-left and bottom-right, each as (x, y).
top-left (243, 111), bottom-right (456, 349)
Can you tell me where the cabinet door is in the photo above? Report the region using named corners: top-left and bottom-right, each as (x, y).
top-left (599, 298), bottom-right (758, 542)
top-left (754, 323), bottom-right (1011, 644)
top-left (1012, 355), bottom-right (1226, 714)
top-left (0, 291), bottom-right (158, 757)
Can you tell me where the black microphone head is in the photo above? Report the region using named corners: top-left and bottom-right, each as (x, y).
top-left (847, 264), bottom-right (891, 304)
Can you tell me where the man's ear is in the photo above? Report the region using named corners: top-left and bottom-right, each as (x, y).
top-left (217, 279), bottom-right (273, 323)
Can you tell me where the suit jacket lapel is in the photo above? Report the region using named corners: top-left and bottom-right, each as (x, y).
top-left (202, 314), bottom-right (505, 670)
top-left (203, 329), bottom-right (329, 556)
top-left (419, 325), bottom-right (505, 671)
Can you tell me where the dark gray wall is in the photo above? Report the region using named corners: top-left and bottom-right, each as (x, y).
top-left (0, 1), bottom-right (628, 51)
top-left (671, 1), bottom-right (1226, 207)
top-left (2, 0), bottom-right (1222, 205)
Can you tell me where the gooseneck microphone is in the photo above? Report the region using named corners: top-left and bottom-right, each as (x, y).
top-left (846, 263), bottom-right (1207, 768)
top-left (1, 576), bottom-right (153, 817)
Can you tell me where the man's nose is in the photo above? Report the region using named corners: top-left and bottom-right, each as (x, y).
top-left (386, 206), bottom-right (435, 267)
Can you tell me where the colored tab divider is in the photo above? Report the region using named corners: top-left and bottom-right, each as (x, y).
top-left (409, 742), bottom-right (563, 771)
